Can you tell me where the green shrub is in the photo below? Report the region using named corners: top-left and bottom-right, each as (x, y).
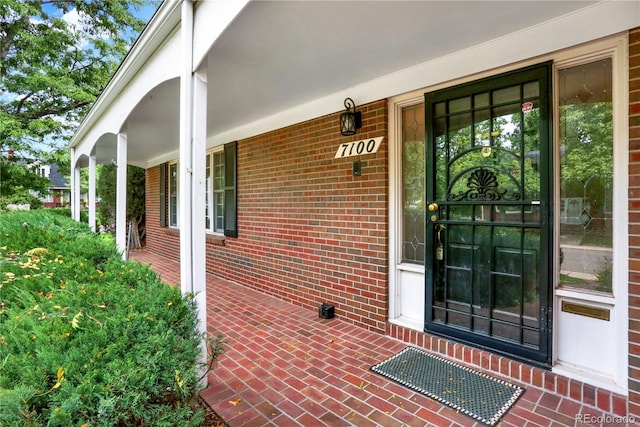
top-left (47, 207), bottom-right (89, 224)
top-left (0, 211), bottom-right (223, 427)
top-left (0, 192), bottom-right (43, 210)
top-left (0, 210), bottom-right (117, 270)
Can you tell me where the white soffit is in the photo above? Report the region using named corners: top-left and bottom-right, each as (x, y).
top-left (71, 0), bottom-right (640, 166)
top-left (205, 0), bottom-right (636, 146)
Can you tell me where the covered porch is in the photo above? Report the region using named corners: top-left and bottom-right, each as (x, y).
top-left (130, 250), bottom-right (623, 426)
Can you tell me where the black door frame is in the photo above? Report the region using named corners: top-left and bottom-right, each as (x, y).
top-left (424, 62), bottom-right (553, 367)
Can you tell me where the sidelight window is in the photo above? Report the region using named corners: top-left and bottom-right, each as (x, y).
top-left (402, 103), bottom-right (426, 264)
top-left (557, 58), bottom-right (613, 294)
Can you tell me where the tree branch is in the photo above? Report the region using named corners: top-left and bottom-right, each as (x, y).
top-left (15, 92), bottom-right (35, 115)
top-left (24, 100), bottom-right (91, 120)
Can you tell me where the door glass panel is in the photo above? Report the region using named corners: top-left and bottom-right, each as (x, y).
top-left (401, 104), bottom-right (425, 263)
top-left (493, 85), bottom-right (520, 104)
top-left (474, 92), bottom-right (490, 109)
top-left (450, 96), bottom-right (470, 113)
top-left (472, 226), bottom-right (491, 308)
top-left (495, 205), bottom-right (521, 223)
top-left (474, 108), bottom-right (491, 147)
top-left (473, 205), bottom-right (493, 222)
top-left (523, 329), bottom-right (539, 348)
top-left (448, 224), bottom-right (472, 245)
top-left (523, 82), bottom-right (539, 99)
top-left (491, 322), bottom-right (520, 344)
top-left (448, 112), bottom-right (472, 160)
top-left (474, 316), bottom-right (490, 335)
top-left (434, 118), bottom-right (447, 200)
top-left (522, 98), bottom-right (541, 201)
top-left (558, 58), bottom-right (613, 294)
top-left (492, 103), bottom-right (521, 152)
top-left (448, 265), bottom-right (472, 305)
top-left (449, 204), bottom-right (472, 221)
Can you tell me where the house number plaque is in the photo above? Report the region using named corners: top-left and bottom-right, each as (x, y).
top-left (335, 136), bottom-right (384, 159)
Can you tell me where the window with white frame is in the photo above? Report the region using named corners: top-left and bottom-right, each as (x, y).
top-left (557, 57), bottom-right (614, 295)
top-left (168, 162), bottom-right (178, 227)
top-left (205, 149), bottom-right (226, 233)
top-left (160, 141), bottom-right (237, 237)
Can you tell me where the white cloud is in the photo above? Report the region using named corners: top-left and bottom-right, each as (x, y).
top-left (61, 8), bottom-right (82, 30)
top-left (60, 8), bottom-right (109, 50)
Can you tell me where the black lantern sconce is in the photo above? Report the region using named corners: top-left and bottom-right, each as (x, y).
top-left (339, 98), bottom-right (361, 136)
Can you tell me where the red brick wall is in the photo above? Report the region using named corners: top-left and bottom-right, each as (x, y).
top-left (145, 165), bottom-right (180, 261)
top-left (146, 100), bottom-right (389, 333)
top-left (215, 100), bottom-right (388, 333)
top-left (629, 27), bottom-right (640, 418)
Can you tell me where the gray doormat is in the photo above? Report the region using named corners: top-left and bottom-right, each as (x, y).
top-left (371, 347), bottom-right (523, 426)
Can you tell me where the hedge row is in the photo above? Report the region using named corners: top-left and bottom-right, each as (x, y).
top-left (0, 210), bottom-right (215, 426)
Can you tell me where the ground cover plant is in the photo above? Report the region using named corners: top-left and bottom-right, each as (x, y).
top-left (0, 210), bottom-right (222, 426)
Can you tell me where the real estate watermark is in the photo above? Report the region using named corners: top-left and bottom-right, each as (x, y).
top-left (576, 413), bottom-right (636, 425)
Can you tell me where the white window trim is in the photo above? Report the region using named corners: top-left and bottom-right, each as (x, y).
top-left (205, 147), bottom-right (225, 235)
top-left (551, 36), bottom-right (628, 394)
top-left (388, 95), bottom-right (425, 325)
top-left (168, 161), bottom-right (179, 228)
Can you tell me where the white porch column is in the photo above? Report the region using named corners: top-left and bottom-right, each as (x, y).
top-left (192, 70), bottom-right (208, 347)
top-left (116, 132), bottom-right (128, 257)
top-left (179, 0), bottom-right (208, 386)
top-left (179, 0), bottom-right (194, 294)
top-left (88, 154), bottom-right (97, 232)
top-left (70, 148), bottom-right (78, 220)
top-left (72, 161), bottom-right (81, 221)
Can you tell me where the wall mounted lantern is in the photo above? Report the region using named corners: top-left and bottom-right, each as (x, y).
top-left (339, 98), bottom-right (361, 136)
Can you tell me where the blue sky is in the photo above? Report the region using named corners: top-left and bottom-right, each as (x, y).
top-left (137, 2), bottom-right (161, 21)
top-left (41, 1), bottom-right (161, 40)
top-left (43, 1), bottom-right (160, 21)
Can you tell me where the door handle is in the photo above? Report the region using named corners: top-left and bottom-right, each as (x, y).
top-left (435, 223), bottom-right (445, 260)
top-left (436, 223), bottom-right (446, 244)
top-left (428, 202), bottom-right (439, 212)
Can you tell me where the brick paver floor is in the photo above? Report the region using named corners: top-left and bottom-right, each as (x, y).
top-left (129, 250), bottom-right (633, 427)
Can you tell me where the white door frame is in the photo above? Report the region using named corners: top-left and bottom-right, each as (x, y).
top-left (387, 34), bottom-right (629, 394)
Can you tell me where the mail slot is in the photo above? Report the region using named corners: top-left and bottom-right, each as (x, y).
top-left (561, 301), bottom-right (610, 321)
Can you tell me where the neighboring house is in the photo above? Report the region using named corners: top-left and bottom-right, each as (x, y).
top-left (69, 0), bottom-right (640, 419)
top-left (37, 164), bottom-right (70, 208)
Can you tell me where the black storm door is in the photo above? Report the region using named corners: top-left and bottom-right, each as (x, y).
top-left (425, 63), bottom-right (552, 366)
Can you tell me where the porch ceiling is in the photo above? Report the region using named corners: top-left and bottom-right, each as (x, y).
top-left (203, 1), bottom-right (597, 135)
top-left (115, 1), bottom-right (601, 166)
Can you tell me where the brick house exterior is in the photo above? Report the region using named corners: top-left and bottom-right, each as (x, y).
top-left (146, 101), bottom-right (390, 332)
top-left (141, 34), bottom-right (640, 414)
top-left (70, 1), bottom-right (640, 422)
top-left (628, 27), bottom-right (640, 418)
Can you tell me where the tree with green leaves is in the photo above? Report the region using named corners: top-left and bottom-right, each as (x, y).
top-left (0, 158), bottom-right (50, 209)
top-left (560, 102), bottom-right (613, 194)
top-left (97, 163), bottom-right (146, 246)
top-left (0, 0), bottom-right (158, 198)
